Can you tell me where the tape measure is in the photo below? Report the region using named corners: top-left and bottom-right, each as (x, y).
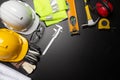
top-left (98, 18), bottom-right (110, 29)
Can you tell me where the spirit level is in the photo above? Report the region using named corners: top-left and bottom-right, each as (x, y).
top-left (66, 0), bottom-right (80, 35)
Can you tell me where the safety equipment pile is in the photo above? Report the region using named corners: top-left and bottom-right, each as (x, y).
top-left (0, 28), bottom-right (41, 75)
top-left (33, 0), bottom-right (68, 26)
top-left (0, 0), bottom-right (43, 76)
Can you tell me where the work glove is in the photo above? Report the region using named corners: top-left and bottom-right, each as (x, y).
top-left (11, 43), bottom-right (41, 75)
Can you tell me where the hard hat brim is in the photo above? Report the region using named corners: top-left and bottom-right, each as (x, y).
top-left (12, 35), bottom-right (28, 62)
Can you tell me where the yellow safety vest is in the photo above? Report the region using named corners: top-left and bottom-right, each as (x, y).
top-left (33, 0), bottom-right (68, 26)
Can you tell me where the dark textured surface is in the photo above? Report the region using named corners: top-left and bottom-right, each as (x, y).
top-left (0, 0), bottom-right (120, 80)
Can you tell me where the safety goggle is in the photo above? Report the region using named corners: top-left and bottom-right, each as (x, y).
top-left (29, 23), bottom-right (45, 44)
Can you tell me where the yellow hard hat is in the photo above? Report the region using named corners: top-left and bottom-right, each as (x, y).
top-left (0, 28), bottom-right (28, 62)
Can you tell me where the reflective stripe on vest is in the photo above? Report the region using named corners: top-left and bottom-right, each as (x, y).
top-left (50, 0), bottom-right (59, 13)
top-left (40, 10), bottom-right (67, 20)
top-left (40, 10), bottom-right (68, 26)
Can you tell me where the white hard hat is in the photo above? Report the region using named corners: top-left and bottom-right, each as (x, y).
top-left (0, 0), bottom-right (39, 35)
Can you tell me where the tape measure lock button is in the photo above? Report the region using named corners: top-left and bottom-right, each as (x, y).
top-left (102, 20), bottom-right (107, 26)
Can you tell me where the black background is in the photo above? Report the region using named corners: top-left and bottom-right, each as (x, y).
top-left (0, 0), bottom-right (120, 80)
